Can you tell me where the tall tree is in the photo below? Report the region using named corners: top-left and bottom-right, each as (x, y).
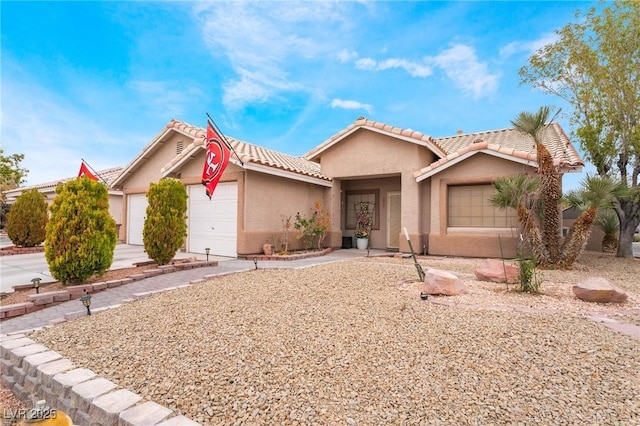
top-left (0, 148), bottom-right (28, 227)
top-left (0, 148), bottom-right (27, 192)
top-left (519, 1), bottom-right (640, 257)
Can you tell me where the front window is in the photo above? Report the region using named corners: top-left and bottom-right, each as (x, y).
top-left (448, 184), bottom-right (516, 227)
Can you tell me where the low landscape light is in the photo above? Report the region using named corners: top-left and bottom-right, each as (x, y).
top-left (80, 291), bottom-right (92, 316)
top-left (205, 247), bottom-right (210, 261)
top-left (253, 257), bottom-right (258, 270)
top-left (31, 278), bottom-right (41, 294)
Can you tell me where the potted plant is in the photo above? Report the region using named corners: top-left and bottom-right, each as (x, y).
top-left (354, 202), bottom-right (373, 250)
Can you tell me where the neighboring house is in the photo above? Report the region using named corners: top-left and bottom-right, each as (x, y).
top-left (562, 206), bottom-right (604, 252)
top-left (112, 117), bottom-right (584, 259)
top-left (3, 167), bottom-right (124, 235)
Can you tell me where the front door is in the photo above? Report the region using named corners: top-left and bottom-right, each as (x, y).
top-left (387, 192), bottom-right (401, 249)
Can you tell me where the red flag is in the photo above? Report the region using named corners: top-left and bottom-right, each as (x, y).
top-left (78, 162), bottom-right (99, 181)
top-left (201, 122), bottom-right (230, 199)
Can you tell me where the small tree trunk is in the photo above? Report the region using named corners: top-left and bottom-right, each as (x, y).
top-left (516, 204), bottom-right (550, 265)
top-left (615, 199), bottom-right (640, 258)
top-left (617, 220), bottom-right (638, 258)
top-left (561, 207), bottom-right (597, 268)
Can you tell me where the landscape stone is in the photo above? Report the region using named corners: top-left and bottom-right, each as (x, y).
top-left (474, 259), bottom-right (519, 283)
top-left (89, 389), bottom-right (142, 425)
top-left (119, 401), bottom-right (173, 425)
top-left (422, 268), bottom-right (467, 296)
top-left (70, 377), bottom-right (118, 413)
top-left (573, 277), bottom-right (628, 303)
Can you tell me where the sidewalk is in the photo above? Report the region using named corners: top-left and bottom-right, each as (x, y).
top-left (0, 249), bottom-right (383, 334)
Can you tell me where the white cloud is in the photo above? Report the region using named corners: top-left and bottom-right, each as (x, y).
top-left (338, 49), bottom-right (358, 63)
top-left (500, 33), bottom-right (559, 58)
top-left (0, 62), bottom-right (150, 186)
top-left (355, 57), bottom-right (432, 78)
top-left (194, 2), bottom-right (352, 109)
top-left (331, 98), bottom-right (373, 114)
top-left (129, 80), bottom-right (201, 117)
top-left (428, 44), bottom-right (499, 99)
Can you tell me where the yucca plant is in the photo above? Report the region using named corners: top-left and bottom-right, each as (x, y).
top-left (491, 174), bottom-right (550, 264)
top-left (511, 106), bottom-right (562, 264)
top-left (561, 175), bottom-right (631, 267)
top-left (594, 209), bottom-right (619, 252)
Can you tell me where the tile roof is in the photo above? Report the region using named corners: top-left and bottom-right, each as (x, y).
top-left (304, 116), bottom-right (448, 160)
top-left (414, 122), bottom-right (584, 179)
top-left (3, 166), bottom-right (124, 198)
top-left (161, 119), bottom-right (328, 181)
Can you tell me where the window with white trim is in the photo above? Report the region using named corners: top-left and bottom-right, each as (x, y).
top-left (448, 184), bottom-right (517, 227)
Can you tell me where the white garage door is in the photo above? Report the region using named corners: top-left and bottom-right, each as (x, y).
top-left (127, 193), bottom-right (148, 246)
top-left (188, 182), bottom-right (237, 257)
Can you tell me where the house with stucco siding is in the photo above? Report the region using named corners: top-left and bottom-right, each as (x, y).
top-left (111, 117), bottom-right (584, 259)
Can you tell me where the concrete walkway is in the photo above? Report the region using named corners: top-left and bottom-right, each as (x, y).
top-left (0, 249), bottom-right (382, 334)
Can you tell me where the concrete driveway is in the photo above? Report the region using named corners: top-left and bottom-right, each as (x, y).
top-left (0, 242), bottom-right (205, 294)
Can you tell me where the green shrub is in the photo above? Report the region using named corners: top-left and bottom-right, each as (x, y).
top-left (6, 189), bottom-right (48, 247)
top-left (45, 178), bottom-right (116, 285)
top-left (143, 178), bottom-right (187, 265)
top-left (518, 258), bottom-right (541, 293)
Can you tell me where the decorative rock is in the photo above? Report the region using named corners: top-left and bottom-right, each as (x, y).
top-left (474, 259), bottom-right (519, 283)
top-left (422, 268), bottom-right (467, 296)
top-left (572, 277), bottom-right (628, 303)
top-left (263, 244), bottom-right (274, 256)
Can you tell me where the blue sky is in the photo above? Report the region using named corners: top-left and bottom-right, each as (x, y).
top-left (1, 1), bottom-right (595, 190)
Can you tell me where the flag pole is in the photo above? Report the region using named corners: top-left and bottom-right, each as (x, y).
top-left (81, 158), bottom-right (109, 186)
top-left (205, 112), bottom-right (244, 166)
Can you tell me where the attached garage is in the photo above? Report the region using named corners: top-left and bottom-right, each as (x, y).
top-left (187, 182), bottom-right (238, 257)
top-left (127, 193), bottom-right (148, 245)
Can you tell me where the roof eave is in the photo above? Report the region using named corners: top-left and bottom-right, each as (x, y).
top-left (415, 150), bottom-right (539, 182)
top-left (112, 126), bottom-right (198, 188)
top-left (244, 162), bottom-right (332, 187)
top-left (304, 124), bottom-right (446, 162)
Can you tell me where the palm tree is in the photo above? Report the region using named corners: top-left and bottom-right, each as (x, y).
top-left (511, 106), bottom-right (562, 264)
top-left (490, 174), bottom-right (550, 264)
top-left (561, 175), bottom-right (631, 267)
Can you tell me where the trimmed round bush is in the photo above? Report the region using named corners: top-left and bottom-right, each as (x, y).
top-left (6, 188), bottom-right (48, 247)
top-left (45, 177), bottom-right (116, 285)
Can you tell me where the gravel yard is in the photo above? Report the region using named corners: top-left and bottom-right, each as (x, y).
top-left (26, 252), bottom-right (640, 425)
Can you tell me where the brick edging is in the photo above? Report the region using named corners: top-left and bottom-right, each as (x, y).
top-left (0, 333), bottom-right (198, 425)
top-left (0, 246), bottom-right (45, 256)
top-left (0, 260), bottom-right (219, 321)
top-left (240, 247), bottom-right (333, 261)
